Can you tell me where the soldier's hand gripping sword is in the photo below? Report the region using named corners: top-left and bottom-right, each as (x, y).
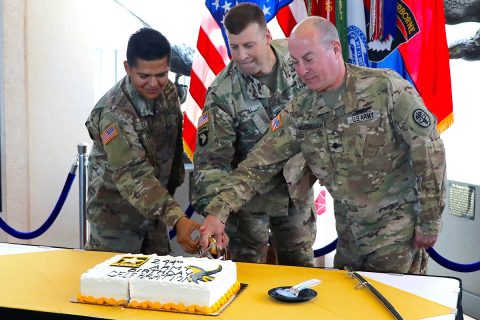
top-left (345, 267), bottom-right (404, 320)
top-left (197, 235), bottom-right (227, 260)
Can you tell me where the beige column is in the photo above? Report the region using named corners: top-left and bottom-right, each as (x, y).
top-left (1, 0), bottom-right (30, 243)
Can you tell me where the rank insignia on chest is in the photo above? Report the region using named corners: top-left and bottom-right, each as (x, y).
top-left (328, 132), bottom-right (344, 153)
top-left (329, 139), bottom-right (344, 153)
top-left (346, 110), bottom-right (379, 124)
top-left (270, 114), bottom-right (283, 132)
top-left (197, 112), bottom-right (209, 128)
top-left (100, 124), bottom-right (119, 145)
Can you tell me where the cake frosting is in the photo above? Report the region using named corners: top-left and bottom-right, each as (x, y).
top-left (78, 254), bottom-right (239, 313)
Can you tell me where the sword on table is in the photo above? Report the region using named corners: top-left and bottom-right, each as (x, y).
top-left (345, 267), bottom-right (404, 320)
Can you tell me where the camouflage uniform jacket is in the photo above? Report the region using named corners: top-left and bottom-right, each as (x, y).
top-left (192, 39), bottom-right (312, 222)
top-left (204, 64), bottom-right (447, 254)
top-left (85, 76), bottom-right (185, 231)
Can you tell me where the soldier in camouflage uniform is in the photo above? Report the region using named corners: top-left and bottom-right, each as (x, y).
top-left (200, 17), bottom-right (447, 274)
top-left (85, 28), bottom-right (200, 255)
top-left (193, 3), bottom-right (316, 266)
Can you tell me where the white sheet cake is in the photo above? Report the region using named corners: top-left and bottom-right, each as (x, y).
top-left (78, 254), bottom-right (239, 313)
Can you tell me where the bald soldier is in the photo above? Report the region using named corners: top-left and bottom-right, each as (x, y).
top-left (193, 3), bottom-right (316, 266)
top-left (85, 28), bottom-right (199, 255)
top-left (200, 17), bottom-right (446, 274)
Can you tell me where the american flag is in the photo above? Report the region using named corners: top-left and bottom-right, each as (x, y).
top-left (197, 112), bottom-right (210, 129)
top-left (100, 124), bottom-right (119, 145)
top-left (182, 0), bottom-right (308, 159)
top-left (270, 114), bottom-right (283, 132)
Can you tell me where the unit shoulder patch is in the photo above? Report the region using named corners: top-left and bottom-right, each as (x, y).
top-left (198, 131), bottom-right (209, 147)
top-left (412, 109), bottom-right (431, 128)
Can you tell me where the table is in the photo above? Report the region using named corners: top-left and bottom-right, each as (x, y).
top-left (0, 244), bottom-right (461, 320)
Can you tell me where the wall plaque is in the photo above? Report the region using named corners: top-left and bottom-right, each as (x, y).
top-left (448, 182), bottom-right (475, 219)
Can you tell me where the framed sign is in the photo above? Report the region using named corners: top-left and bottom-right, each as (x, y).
top-left (448, 181), bottom-right (476, 219)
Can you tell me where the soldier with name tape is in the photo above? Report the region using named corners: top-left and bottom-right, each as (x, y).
top-left (192, 3), bottom-right (317, 266)
top-left (200, 16), bottom-right (447, 274)
top-left (85, 28), bottom-right (200, 255)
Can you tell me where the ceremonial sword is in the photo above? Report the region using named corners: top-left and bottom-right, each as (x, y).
top-left (345, 267), bottom-right (404, 320)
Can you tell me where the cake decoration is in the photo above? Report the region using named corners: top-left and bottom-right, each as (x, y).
top-left (187, 265), bottom-right (222, 283)
top-left (110, 255), bottom-right (149, 268)
top-left (77, 254), bottom-right (240, 314)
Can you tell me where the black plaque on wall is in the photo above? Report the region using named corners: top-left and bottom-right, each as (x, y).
top-left (448, 181), bottom-right (476, 219)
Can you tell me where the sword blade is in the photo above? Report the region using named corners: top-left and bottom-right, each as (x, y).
top-left (345, 267), bottom-right (404, 320)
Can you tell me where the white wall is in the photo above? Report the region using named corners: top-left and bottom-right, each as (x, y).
top-left (1, 0), bottom-right (30, 244)
top-left (442, 23), bottom-right (480, 184)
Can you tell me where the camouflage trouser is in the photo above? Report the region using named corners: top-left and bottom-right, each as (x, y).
top-left (85, 220), bottom-right (170, 255)
top-left (225, 202), bottom-right (316, 267)
top-left (334, 238), bottom-right (429, 274)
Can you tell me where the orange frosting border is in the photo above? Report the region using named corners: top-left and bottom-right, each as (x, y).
top-left (76, 294), bottom-right (127, 306)
top-left (128, 281), bottom-right (241, 314)
top-left (77, 281), bottom-right (242, 314)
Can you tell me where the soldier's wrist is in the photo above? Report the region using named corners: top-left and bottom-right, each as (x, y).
top-left (415, 220), bottom-right (442, 235)
top-left (167, 206), bottom-right (187, 228)
top-left (173, 215), bottom-right (189, 229)
top-left (204, 208), bottom-right (228, 224)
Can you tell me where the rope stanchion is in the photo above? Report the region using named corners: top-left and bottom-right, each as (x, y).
top-left (313, 237), bottom-right (480, 273)
top-left (0, 163), bottom-right (77, 240)
top-left (427, 247), bottom-right (480, 273)
top-left (78, 144), bottom-right (88, 249)
top-left (309, 237), bottom-right (480, 273)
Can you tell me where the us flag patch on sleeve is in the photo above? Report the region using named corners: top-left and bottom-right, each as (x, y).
top-left (100, 124), bottom-right (119, 145)
top-left (270, 114), bottom-right (283, 132)
top-left (197, 112), bottom-right (209, 128)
